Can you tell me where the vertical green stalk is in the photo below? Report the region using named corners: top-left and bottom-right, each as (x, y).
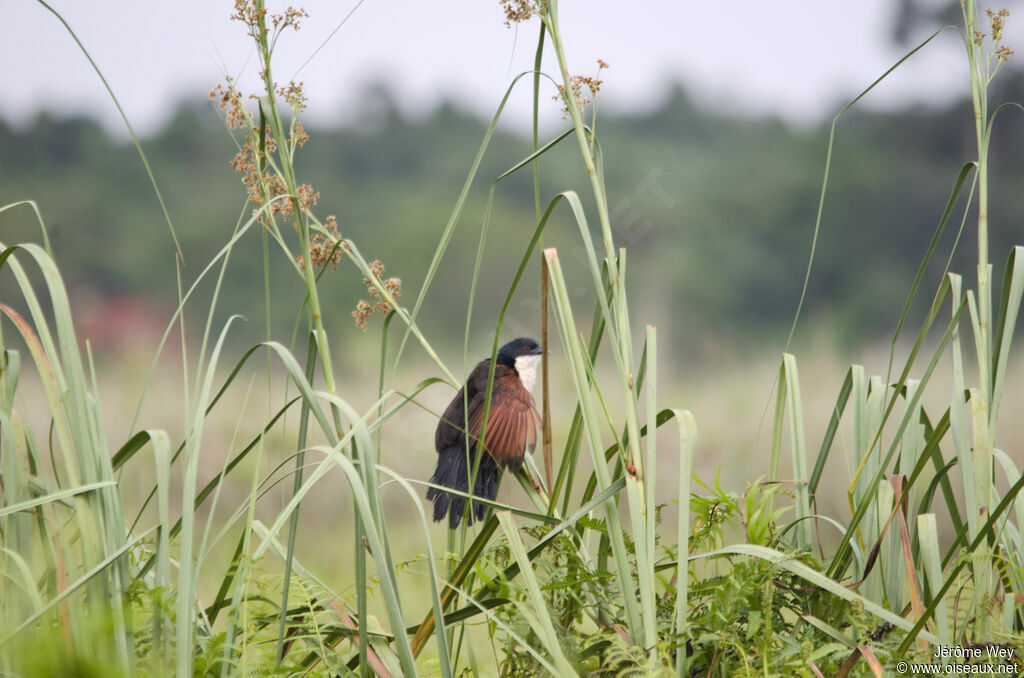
top-left (538, 2), bottom-right (665, 654)
top-left (533, 22), bottom-right (554, 497)
top-left (613, 253), bottom-right (657, 658)
top-left (245, 8), bottom-right (360, 663)
top-left (644, 326), bottom-right (657, 581)
top-left (962, 1), bottom-right (991, 374)
top-left (540, 1), bottom-right (616, 279)
top-left (674, 410), bottom-right (696, 678)
top-left (961, 0), bottom-right (997, 633)
top-left (251, 1), bottom-right (339, 407)
top-left (540, 5), bottom-right (645, 493)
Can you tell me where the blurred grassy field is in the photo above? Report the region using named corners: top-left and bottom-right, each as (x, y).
top-left (12, 323), bottom-right (1013, 610)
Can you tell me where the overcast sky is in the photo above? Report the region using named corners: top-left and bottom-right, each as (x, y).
top-left (3, 1), bottom-right (1022, 137)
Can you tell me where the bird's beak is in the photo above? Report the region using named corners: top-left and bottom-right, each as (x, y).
top-left (529, 345), bottom-right (544, 355)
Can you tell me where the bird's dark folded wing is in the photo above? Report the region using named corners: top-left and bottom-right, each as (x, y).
top-left (435, 385), bottom-right (469, 452)
top-left (468, 373), bottom-right (540, 470)
top-left (435, 359), bottom-right (493, 452)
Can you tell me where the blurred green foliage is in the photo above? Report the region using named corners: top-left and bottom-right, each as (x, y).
top-left (1, 76), bottom-right (1022, 358)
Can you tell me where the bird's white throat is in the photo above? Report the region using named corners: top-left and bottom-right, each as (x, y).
top-left (515, 354), bottom-right (541, 392)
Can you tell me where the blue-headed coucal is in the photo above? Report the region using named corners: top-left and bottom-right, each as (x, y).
top-left (427, 337), bottom-right (543, 528)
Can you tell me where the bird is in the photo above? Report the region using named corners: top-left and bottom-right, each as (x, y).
top-left (427, 337), bottom-right (543, 528)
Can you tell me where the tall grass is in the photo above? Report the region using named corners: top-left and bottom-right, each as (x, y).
top-left (1, 0), bottom-right (1022, 676)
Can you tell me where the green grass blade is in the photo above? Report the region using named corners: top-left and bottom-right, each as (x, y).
top-left (916, 514), bottom-right (949, 644)
top-left (897, 469), bottom-right (1024, 654)
top-left (783, 354), bottom-right (812, 548)
top-left (497, 511), bottom-right (576, 675)
top-left (0, 480), bottom-right (115, 518)
top-left (808, 367), bottom-right (853, 494)
top-left (33, 1), bottom-right (182, 257)
top-left (886, 163), bottom-right (976, 381)
top-left (696, 544), bottom-right (939, 644)
top-left (391, 68), bottom-right (561, 373)
top-left (544, 248), bottom-right (643, 642)
top-left (0, 528), bottom-right (154, 646)
top-left (275, 331), bottom-right (319, 665)
top-left (785, 27), bottom-right (948, 350)
top-left (988, 246), bottom-right (1024, 439)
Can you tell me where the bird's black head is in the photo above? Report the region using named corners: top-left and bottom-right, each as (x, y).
top-left (497, 337), bottom-right (544, 391)
top-left (497, 337), bottom-right (543, 366)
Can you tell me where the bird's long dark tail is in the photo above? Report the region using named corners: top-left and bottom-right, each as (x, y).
top-left (427, 445), bottom-right (500, 528)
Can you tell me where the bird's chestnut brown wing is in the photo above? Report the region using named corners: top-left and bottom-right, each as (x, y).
top-left (467, 367), bottom-right (541, 470)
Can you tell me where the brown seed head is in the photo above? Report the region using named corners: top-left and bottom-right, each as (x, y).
top-left (500, 0), bottom-right (542, 27)
top-left (352, 259), bottom-right (402, 329)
